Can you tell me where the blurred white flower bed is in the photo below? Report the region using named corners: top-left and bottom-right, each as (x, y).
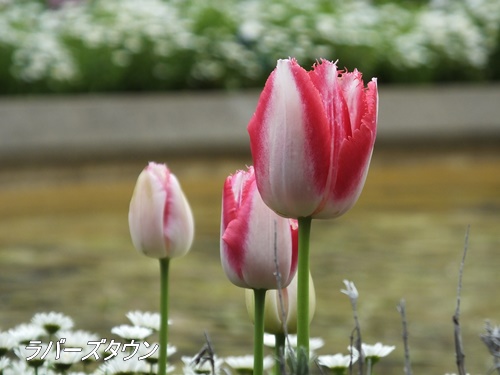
top-left (0, 0), bottom-right (499, 93)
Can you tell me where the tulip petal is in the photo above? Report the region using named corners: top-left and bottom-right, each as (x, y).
top-left (338, 69), bottom-right (366, 132)
top-left (314, 124), bottom-right (375, 218)
top-left (128, 162), bottom-right (194, 259)
top-left (221, 167), bottom-right (298, 289)
top-left (220, 175), bottom-right (253, 286)
top-left (129, 166), bottom-right (168, 258)
top-left (248, 58), bottom-right (332, 218)
top-left (163, 174), bottom-right (194, 258)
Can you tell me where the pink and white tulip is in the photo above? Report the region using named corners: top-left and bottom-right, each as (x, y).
top-left (221, 166), bottom-right (298, 290)
top-left (128, 162), bottom-right (194, 259)
top-left (248, 58), bottom-right (378, 219)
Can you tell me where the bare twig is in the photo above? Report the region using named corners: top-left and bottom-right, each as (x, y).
top-left (480, 321), bottom-right (500, 374)
top-left (397, 299), bottom-right (413, 375)
top-left (453, 225), bottom-right (470, 375)
top-left (342, 280), bottom-right (363, 375)
top-left (191, 332), bottom-right (216, 375)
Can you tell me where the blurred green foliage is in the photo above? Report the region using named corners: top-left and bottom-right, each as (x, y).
top-left (0, 0), bottom-right (499, 94)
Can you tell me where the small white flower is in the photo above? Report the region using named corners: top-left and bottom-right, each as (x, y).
top-left (263, 333), bottom-right (324, 357)
top-left (94, 352), bottom-right (144, 374)
top-left (111, 324), bottom-right (152, 340)
top-left (317, 353), bottom-right (358, 369)
top-left (126, 310), bottom-right (165, 331)
top-left (0, 331), bottom-right (17, 352)
top-left (8, 324), bottom-right (46, 345)
top-left (349, 342), bottom-right (395, 359)
top-left (15, 342), bottom-right (53, 362)
top-left (32, 312), bottom-right (74, 335)
top-left (224, 354), bottom-right (274, 372)
top-left (54, 349), bottom-right (82, 365)
top-left (0, 357), bottom-right (11, 371)
top-left (56, 329), bottom-right (100, 347)
top-left (3, 358), bottom-right (39, 375)
top-left (284, 334), bottom-right (325, 352)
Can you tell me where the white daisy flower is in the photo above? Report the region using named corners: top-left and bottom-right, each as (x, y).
top-left (224, 354), bottom-right (274, 373)
top-left (0, 357), bottom-right (11, 371)
top-left (56, 329), bottom-right (100, 347)
top-left (0, 331), bottom-right (17, 353)
top-left (264, 334), bottom-right (324, 352)
top-left (126, 310), bottom-right (166, 331)
top-left (8, 324), bottom-right (46, 345)
top-left (3, 359), bottom-right (38, 375)
top-left (349, 342), bottom-right (396, 359)
top-left (94, 351), bottom-right (142, 374)
top-left (15, 342), bottom-right (53, 365)
top-left (54, 348), bottom-right (82, 365)
top-left (32, 312), bottom-right (74, 335)
top-left (317, 353), bottom-right (358, 369)
top-left (110, 324), bottom-right (153, 341)
top-left (56, 329), bottom-right (104, 363)
top-left (95, 351), bottom-right (173, 374)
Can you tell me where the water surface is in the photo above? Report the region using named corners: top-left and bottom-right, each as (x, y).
top-left (1, 146), bottom-right (499, 374)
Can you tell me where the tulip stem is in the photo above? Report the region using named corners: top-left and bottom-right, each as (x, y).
top-left (297, 216), bottom-right (312, 358)
top-left (158, 258), bottom-right (170, 375)
top-left (253, 288), bottom-right (267, 375)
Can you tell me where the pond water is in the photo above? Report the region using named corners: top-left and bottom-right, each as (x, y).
top-left (1, 145), bottom-right (499, 374)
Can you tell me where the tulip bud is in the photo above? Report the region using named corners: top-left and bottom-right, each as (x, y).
top-left (248, 58), bottom-right (378, 219)
top-left (128, 162), bottom-right (194, 259)
top-left (220, 166), bottom-right (298, 290)
top-left (245, 272), bottom-right (315, 335)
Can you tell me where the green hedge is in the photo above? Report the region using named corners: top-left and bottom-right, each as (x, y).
top-left (1, 0), bottom-right (499, 94)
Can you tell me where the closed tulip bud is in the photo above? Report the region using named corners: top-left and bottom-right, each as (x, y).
top-left (128, 162), bottom-right (194, 259)
top-left (221, 166), bottom-right (298, 290)
top-left (245, 272), bottom-right (315, 335)
top-left (248, 58), bottom-right (378, 219)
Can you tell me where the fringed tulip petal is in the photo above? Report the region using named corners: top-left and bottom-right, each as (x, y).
top-left (248, 58), bottom-right (378, 219)
top-left (248, 59), bottom-right (332, 218)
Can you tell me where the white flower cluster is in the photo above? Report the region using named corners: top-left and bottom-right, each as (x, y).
top-left (0, 310), bottom-right (398, 375)
top-left (0, 311), bottom-right (174, 375)
top-left (0, 0), bottom-right (499, 91)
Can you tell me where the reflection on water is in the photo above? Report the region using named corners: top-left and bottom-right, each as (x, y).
top-left (1, 147), bottom-right (499, 375)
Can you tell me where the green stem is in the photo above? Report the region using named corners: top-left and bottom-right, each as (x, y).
top-left (253, 289), bottom-right (267, 375)
top-left (158, 258), bottom-right (171, 375)
top-left (297, 216), bottom-right (312, 358)
top-left (274, 333), bottom-right (286, 375)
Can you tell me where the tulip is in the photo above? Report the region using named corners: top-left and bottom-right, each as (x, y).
top-left (128, 162), bottom-right (194, 259)
top-left (221, 166), bottom-right (298, 290)
top-left (247, 58), bottom-right (378, 358)
top-left (128, 162), bottom-right (194, 375)
top-left (221, 166), bottom-right (298, 375)
top-left (247, 58), bottom-right (378, 219)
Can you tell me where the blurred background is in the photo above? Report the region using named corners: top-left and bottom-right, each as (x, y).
top-left (1, 0), bottom-right (500, 374)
